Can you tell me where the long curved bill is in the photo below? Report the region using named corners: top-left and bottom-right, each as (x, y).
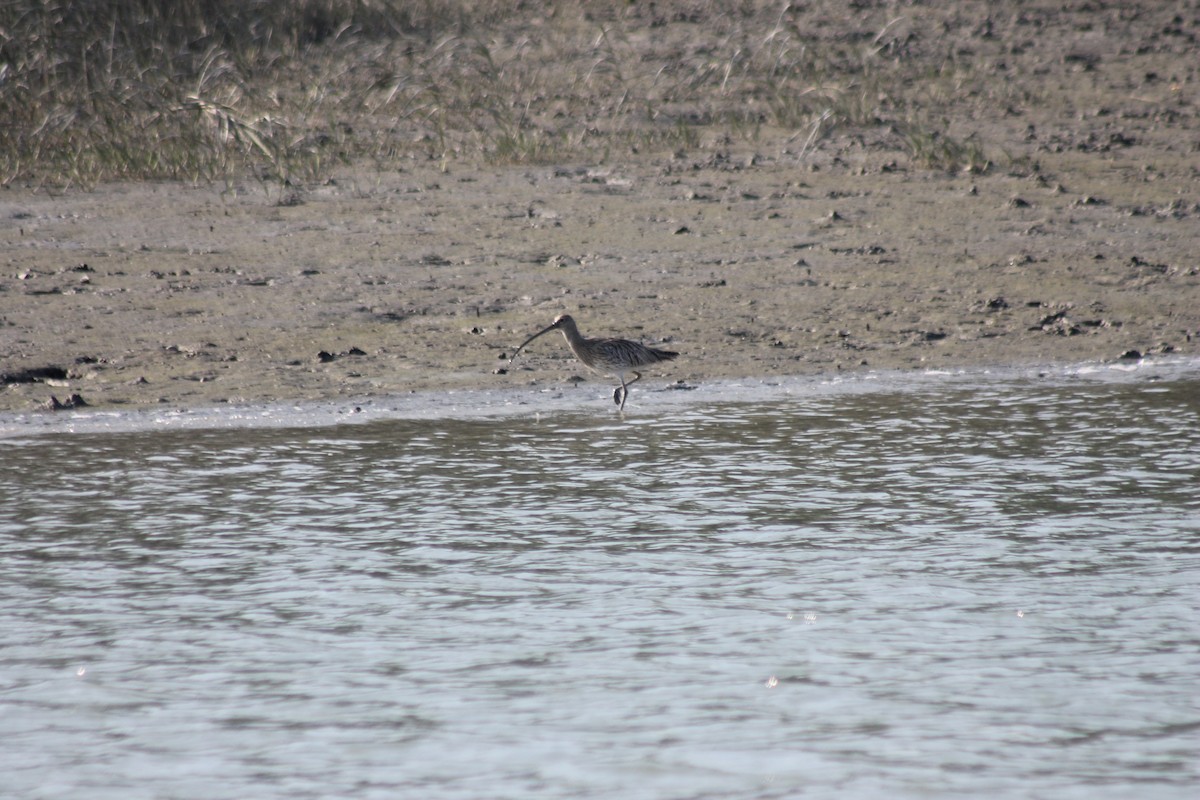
top-left (508, 322), bottom-right (558, 365)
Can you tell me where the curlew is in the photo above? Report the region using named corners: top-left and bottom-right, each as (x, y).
top-left (509, 314), bottom-right (678, 410)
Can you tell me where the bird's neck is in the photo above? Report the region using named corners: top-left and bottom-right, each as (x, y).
top-left (558, 327), bottom-right (585, 348)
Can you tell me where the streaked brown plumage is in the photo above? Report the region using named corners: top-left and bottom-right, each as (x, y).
top-left (509, 314), bottom-right (679, 410)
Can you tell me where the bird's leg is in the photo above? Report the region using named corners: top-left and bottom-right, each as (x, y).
top-left (615, 371), bottom-right (642, 411)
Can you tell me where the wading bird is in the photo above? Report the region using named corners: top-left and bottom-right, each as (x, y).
top-left (509, 314), bottom-right (678, 411)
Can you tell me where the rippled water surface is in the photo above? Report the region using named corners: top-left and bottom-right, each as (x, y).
top-left (3, 370), bottom-right (1199, 799)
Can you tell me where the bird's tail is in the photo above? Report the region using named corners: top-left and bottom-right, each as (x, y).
top-left (648, 347), bottom-right (679, 362)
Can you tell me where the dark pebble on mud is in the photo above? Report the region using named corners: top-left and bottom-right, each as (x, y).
top-left (2, 366), bottom-right (68, 384)
top-left (45, 393), bottom-right (88, 411)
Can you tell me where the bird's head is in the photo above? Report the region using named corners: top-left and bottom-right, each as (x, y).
top-left (509, 314), bottom-right (577, 364)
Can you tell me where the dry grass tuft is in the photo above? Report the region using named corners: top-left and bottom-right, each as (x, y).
top-left (1, 1), bottom-right (1006, 187)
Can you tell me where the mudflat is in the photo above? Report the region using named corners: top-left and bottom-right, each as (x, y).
top-left (2, 3), bottom-right (1197, 413)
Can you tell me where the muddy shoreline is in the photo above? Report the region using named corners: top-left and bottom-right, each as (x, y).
top-left (2, 149), bottom-right (1197, 415)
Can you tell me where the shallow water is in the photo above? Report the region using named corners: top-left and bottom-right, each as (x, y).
top-left (2, 368), bottom-right (1199, 799)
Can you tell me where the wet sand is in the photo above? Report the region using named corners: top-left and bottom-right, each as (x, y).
top-left (2, 5), bottom-right (1198, 415)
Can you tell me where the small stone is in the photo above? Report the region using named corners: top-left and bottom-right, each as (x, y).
top-left (44, 393), bottom-right (88, 411)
